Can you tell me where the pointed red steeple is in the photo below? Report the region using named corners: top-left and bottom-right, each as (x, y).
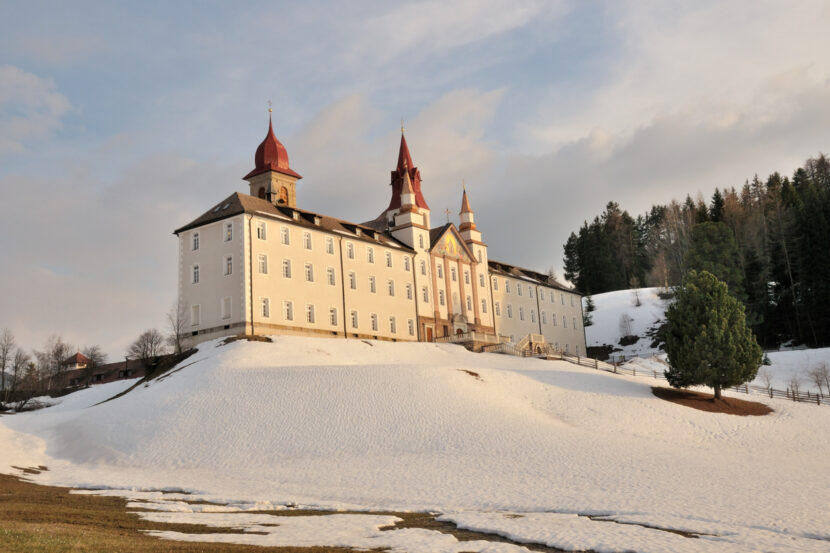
top-left (243, 113), bottom-right (302, 180)
top-left (385, 131), bottom-right (429, 212)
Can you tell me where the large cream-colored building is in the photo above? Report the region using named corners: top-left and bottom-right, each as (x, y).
top-left (174, 117), bottom-right (586, 354)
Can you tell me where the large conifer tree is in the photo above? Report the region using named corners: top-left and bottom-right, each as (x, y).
top-left (664, 271), bottom-right (762, 399)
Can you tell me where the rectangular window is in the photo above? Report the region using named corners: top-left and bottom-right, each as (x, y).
top-left (192, 232), bottom-right (200, 251)
top-left (350, 310), bottom-right (358, 329)
top-left (408, 319), bottom-right (415, 336)
top-left (495, 302), bottom-right (501, 316)
top-left (542, 311), bottom-right (547, 325)
top-left (539, 290), bottom-right (545, 301)
top-left (561, 293), bottom-right (565, 305)
top-left (553, 313), bottom-right (557, 326)
top-left (422, 286), bottom-right (429, 302)
top-left (281, 226), bottom-right (290, 245)
top-left (283, 300), bottom-right (293, 321)
top-left (419, 235), bottom-right (424, 249)
top-left (481, 299), bottom-right (487, 314)
top-left (369, 276), bottom-right (376, 293)
top-left (573, 317), bottom-right (577, 329)
top-left (420, 260), bottom-right (426, 275)
top-left (464, 270), bottom-right (470, 285)
top-left (404, 257), bottom-right (410, 271)
top-left (439, 290), bottom-right (445, 306)
top-left (306, 304), bottom-right (315, 323)
top-left (329, 307), bottom-right (338, 326)
top-left (389, 316), bottom-right (396, 334)
top-left (225, 255), bottom-right (233, 276)
top-left (370, 313), bottom-right (378, 332)
top-left (192, 265), bottom-right (200, 284)
top-left (347, 242), bottom-right (354, 259)
top-left (256, 222), bottom-right (267, 240)
top-left (387, 280), bottom-right (395, 296)
top-left (571, 296), bottom-right (575, 307)
top-left (479, 273), bottom-right (485, 287)
top-left (507, 304), bottom-right (513, 319)
top-left (349, 272), bottom-right (357, 290)
top-left (406, 283), bottom-right (413, 300)
top-left (466, 296), bottom-right (472, 310)
top-left (531, 310), bottom-right (536, 323)
top-left (303, 231), bottom-right (312, 250)
top-left (327, 267), bottom-right (336, 286)
top-left (519, 307), bottom-right (525, 321)
top-left (367, 247), bottom-right (375, 263)
top-left (563, 315), bottom-right (567, 328)
top-left (505, 281), bottom-right (511, 294)
top-left (326, 236), bottom-right (334, 254)
top-left (258, 254), bottom-right (268, 274)
top-left (261, 298), bottom-right (270, 318)
top-left (451, 267), bottom-right (457, 282)
top-left (222, 297), bottom-right (231, 319)
top-left (224, 222), bottom-right (233, 242)
top-left (386, 252), bottom-right (392, 268)
top-left (493, 278), bottom-right (498, 291)
top-left (191, 304), bottom-right (200, 326)
top-left (529, 287), bottom-right (534, 299)
top-left (437, 264), bottom-right (443, 279)
top-left (476, 250), bottom-right (482, 262)
top-left (305, 262), bottom-right (314, 282)
top-left (282, 258), bottom-right (291, 278)
top-left (518, 285), bottom-right (523, 297)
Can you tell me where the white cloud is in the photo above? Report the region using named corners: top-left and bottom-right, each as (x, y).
top-left (0, 65), bottom-right (72, 153)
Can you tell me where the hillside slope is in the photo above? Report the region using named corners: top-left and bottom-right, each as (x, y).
top-left (1, 336), bottom-right (828, 552)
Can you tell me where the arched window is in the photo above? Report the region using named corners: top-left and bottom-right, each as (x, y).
top-left (258, 187), bottom-right (266, 199)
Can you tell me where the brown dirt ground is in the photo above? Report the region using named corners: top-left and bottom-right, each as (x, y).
top-left (651, 386), bottom-right (773, 416)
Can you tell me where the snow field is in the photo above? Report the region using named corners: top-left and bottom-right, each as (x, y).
top-left (1, 335), bottom-right (828, 552)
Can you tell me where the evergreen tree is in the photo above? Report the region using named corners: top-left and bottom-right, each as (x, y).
top-left (710, 188), bottom-right (725, 222)
top-left (664, 271), bottom-right (762, 399)
top-left (583, 295), bottom-right (595, 327)
top-left (684, 222), bottom-right (746, 303)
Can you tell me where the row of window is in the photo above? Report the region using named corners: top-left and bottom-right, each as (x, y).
top-left (191, 223), bottom-right (235, 251)
top-left (492, 277), bottom-right (576, 306)
top-left (258, 299), bottom-right (415, 335)
top-left (494, 303), bottom-right (580, 328)
top-left (434, 262), bottom-right (486, 287)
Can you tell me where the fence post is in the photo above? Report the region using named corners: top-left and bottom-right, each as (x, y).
top-left (633, 368), bottom-right (636, 377)
top-left (769, 388), bottom-right (773, 398)
top-left (594, 358), bottom-right (598, 369)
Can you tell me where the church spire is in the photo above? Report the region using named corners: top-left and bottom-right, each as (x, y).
top-left (460, 184), bottom-right (473, 215)
top-left (459, 184), bottom-right (477, 233)
top-left (383, 130), bottom-right (429, 215)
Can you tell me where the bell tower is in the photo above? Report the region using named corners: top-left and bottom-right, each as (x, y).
top-left (243, 110), bottom-right (302, 207)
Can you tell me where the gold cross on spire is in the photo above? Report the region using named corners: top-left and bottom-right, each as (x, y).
top-left (462, 178), bottom-right (466, 192)
top-left (401, 118), bottom-right (405, 134)
top-left (267, 100), bottom-right (273, 113)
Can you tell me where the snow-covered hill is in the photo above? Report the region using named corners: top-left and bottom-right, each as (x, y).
top-left (1, 336), bottom-right (828, 553)
top-left (585, 287), bottom-right (830, 393)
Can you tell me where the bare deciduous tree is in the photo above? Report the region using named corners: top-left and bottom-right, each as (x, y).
top-left (81, 345), bottom-right (107, 387)
top-left (807, 363), bottom-right (828, 397)
top-left (34, 335), bottom-right (71, 392)
top-left (128, 329), bottom-right (166, 375)
top-left (166, 301), bottom-right (188, 355)
top-left (619, 313), bottom-right (634, 337)
top-left (757, 367), bottom-right (773, 391)
top-left (789, 374), bottom-right (802, 398)
top-left (0, 328), bottom-right (15, 402)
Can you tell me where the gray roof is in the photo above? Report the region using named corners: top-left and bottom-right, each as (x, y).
top-left (174, 193), bottom-right (415, 252)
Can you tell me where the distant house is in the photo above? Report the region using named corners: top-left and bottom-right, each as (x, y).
top-left (61, 356), bottom-right (146, 389)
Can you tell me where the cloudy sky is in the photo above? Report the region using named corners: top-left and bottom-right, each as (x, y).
top-left (2, 1), bottom-right (830, 358)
